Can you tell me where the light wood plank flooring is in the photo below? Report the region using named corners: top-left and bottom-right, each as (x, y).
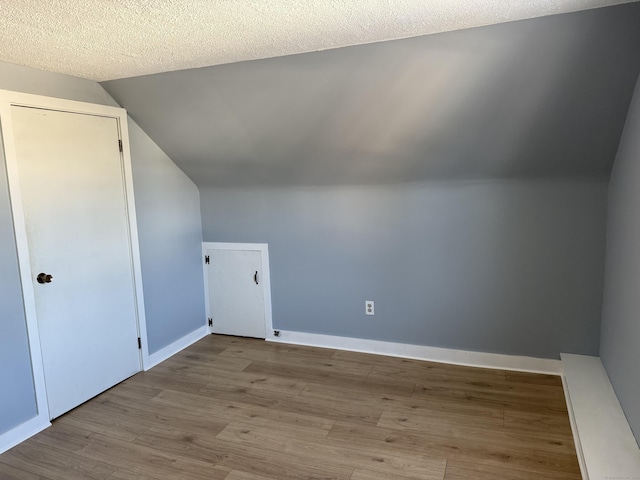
top-left (0, 335), bottom-right (581, 479)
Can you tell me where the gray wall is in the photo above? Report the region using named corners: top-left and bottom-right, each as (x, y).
top-left (201, 179), bottom-right (608, 358)
top-left (128, 120), bottom-right (205, 353)
top-left (103, 2), bottom-right (640, 189)
top-left (0, 61), bottom-right (205, 437)
top-left (0, 126), bottom-right (37, 434)
top-left (600, 74), bottom-right (640, 443)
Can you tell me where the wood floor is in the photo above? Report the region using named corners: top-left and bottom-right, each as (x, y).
top-left (0, 335), bottom-right (581, 480)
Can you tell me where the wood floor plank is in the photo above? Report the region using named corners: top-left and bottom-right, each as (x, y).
top-left (0, 335), bottom-right (580, 480)
top-left (58, 389), bottom-right (229, 441)
top-left (331, 350), bottom-right (503, 380)
top-left (443, 459), bottom-right (581, 480)
top-left (80, 431), bottom-right (231, 480)
top-left (412, 378), bottom-right (569, 414)
top-left (134, 426), bottom-right (353, 480)
top-left (123, 370), bottom-right (207, 395)
top-left (0, 440), bottom-right (116, 480)
top-left (152, 388), bottom-right (337, 431)
top-left (377, 404), bottom-right (504, 433)
top-left (300, 382), bottom-right (506, 422)
top-left (170, 341), bottom-right (229, 357)
top-left (244, 360), bottom-right (415, 397)
top-left (0, 461), bottom-right (51, 480)
top-left (503, 409), bottom-right (574, 434)
top-left (368, 363), bottom-right (506, 384)
top-left (505, 371), bottom-right (564, 387)
top-left (153, 353), bottom-right (253, 374)
top-left (196, 382), bottom-right (384, 425)
top-left (58, 408), bottom-right (149, 443)
top-left (216, 421), bottom-right (446, 479)
top-left (350, 467), bottom-right (429, 480)
top-left (211, 335), bottom-right (336, 359)
top-left (185, 364), bottom-right (309, 395)
top-left (146, 357), bottom-right (309, 396)
top-left (219, 345), bottom-right (374, 376)
top-left (328, 421), bottom-right (580, 475)
top-left (106, 470), bottom-right (163, 480)
top-left (223, 471), bottom-right (277, 480)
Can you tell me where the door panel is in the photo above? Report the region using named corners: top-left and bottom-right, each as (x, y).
top-left (207, 249), bottom-right (266, 338)
top-left (12, 106), bottom-right (141, 419)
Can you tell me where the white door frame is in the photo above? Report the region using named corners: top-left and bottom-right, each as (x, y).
top-left (202, 242), bottom-right (274, 339)
top-left (0, 89), bottom-right (149, 435)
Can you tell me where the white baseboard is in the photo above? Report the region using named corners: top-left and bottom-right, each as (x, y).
top-left (267, 330), bottom-right (562, 375)
top-left (561, 353), bottom-right (640, 480)
top-left (144, 325), bottom-right (208, 370)
top-left (561, 374), bottom-right (589, 480)
top-left (0, 413), bottom-right (50, 455)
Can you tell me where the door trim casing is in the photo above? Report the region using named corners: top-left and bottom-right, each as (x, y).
top-left (0, 89), bottom-right (149, 434)
top-left (202, 242), bottom-right (274, 339)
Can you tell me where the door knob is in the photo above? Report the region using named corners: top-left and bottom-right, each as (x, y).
top-left (36, 273), bottom-right (53, 284)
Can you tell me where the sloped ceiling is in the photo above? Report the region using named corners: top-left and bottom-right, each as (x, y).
top-left (0, 0), bottom-right (637, 81)
top-left (103, 3), bottom-right (640, 187)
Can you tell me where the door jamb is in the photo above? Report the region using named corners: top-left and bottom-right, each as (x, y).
top-left (0, 89), bottom-right (149, 427)
top-left (202, 242), bottom-right (274, 339)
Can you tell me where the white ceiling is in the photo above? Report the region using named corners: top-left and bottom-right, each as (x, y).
top-left (0, 0), bottom-right (636, 81)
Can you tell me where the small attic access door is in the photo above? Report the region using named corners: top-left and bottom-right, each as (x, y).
top-left (203, 243), bottom-right (273, 339)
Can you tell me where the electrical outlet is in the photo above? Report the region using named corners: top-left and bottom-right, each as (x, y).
top-left (365, 301), bottom-right (374, 315)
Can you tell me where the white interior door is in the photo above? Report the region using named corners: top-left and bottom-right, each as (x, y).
top-left (12, 106), bottom-right (141, 419)
top-left (206, 249), bottom-right (266, 338)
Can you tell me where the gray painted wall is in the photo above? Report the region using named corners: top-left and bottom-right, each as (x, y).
top-left (128, 120), bottom-right (205, 353)
top-left (103, 2), bottom-right (640, 189)
top-left (201, 180), bottom-right (607, 358)
top-left (0, 60), bottom-right (205, 437)
top-left (0, 126), bottom-right (37, 434)
top-left (600, 74), bottom-right (640, 444)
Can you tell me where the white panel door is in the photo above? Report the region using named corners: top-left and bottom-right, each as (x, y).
top-left (12, 106), bottom-right (141, 419)
top-left (207, 249), bottom-right (266, 338)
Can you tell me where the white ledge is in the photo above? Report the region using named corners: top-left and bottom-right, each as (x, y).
top-left (561, 353), bottom-right (640, 480)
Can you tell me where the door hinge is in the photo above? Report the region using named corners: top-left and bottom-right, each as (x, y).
top-left (137, 337), bottom-right (142, 349)
top-left (208, 318), bottom-right (213, 327)
top-left (205, 255), bottom-right (210, 264)
top-left (118, 139), bottom-right (123, 152)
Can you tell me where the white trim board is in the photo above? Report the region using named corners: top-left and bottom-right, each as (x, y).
top-left (0, 415), bottom-right (50, 455)
top-left (561, 374), bottom-right (589, 480)
top-left (145, 325), bottom-right (209, 371)
top-left (267, 330), bottom-right (563, 375)
top-left (561, 353), bottom-right (640, 480)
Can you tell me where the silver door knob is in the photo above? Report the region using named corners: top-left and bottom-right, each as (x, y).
top-left (36, 273), bottom-right (53, 284)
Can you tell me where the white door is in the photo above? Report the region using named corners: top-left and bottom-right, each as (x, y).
top-left (12, 106), bottom-right (141, 419)
top-left (206, 249), bottom-right (266, 338)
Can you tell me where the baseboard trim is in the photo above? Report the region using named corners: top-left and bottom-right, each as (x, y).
top-left (145, 325), bottom-right (208, 370)
top-left (0, 413), bottom-right (50, 455)
top-left (561, 374), bottom-right (589, 480)
top-left (561, 353), bottom-right (640, 480)
top-left (267, 330), bottom-right (562, 375)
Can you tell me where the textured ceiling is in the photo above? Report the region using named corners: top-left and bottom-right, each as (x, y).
top-left (0, 0), bottom-right (637, 81)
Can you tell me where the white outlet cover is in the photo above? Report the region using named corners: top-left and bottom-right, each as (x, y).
top-left (366, 301), bottom-right (374, 315)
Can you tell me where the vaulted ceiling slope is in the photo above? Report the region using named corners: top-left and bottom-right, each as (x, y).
top-left (0, 0), bottom-right (636, 81)
top-left (103, 4), bottom-right (640, 187)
